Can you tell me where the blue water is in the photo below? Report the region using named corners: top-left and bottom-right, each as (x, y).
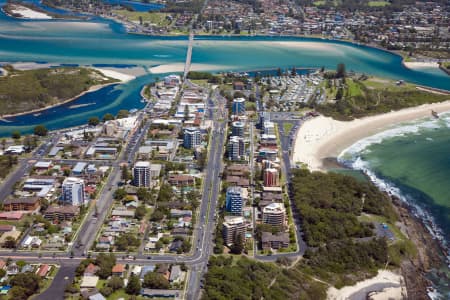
top-left (103, 0), bottom-right (164, 11)
top-left (341, 116), bottom-right (450, 298)
top-left (0, 0), bottom-right (448, 137)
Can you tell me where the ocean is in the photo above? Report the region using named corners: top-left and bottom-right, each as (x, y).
top-left (340, 114), bottom-right (450, 298)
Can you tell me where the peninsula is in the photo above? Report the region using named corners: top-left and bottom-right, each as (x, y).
top-left (0, 66), bottom-right (119, 117)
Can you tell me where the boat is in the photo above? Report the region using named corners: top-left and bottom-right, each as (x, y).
top-left (431, 110), bottom-right (439, 119)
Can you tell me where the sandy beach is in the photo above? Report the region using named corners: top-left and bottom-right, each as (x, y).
top-left (149, 63), bottom-right (231, 74)
top-left (293, 100), bottom-right (450, 170)
top-left (404, 61), bottom-right (440, 69)
top-left (5, 4), bottom-right (52, 20)
top-left (327, 270), bottom-right (405, 300)
top-left (94, 68), bottom-right (136, 82)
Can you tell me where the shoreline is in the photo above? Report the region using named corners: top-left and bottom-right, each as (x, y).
top-left (293, 100), bottom-right (450, 171)
top-left (0, 67), bottom-right (134, 120)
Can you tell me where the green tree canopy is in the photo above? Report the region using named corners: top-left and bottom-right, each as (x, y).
top-left (33, 125), bottom-right (48, 136)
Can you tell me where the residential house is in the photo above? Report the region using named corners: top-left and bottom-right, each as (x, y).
top-left (84, 263), bottom-right (99, 277)
top-left (111, 264), bottom-right (125, 277)
top-left (169, 265), bottom-right (182, 284)
top-left (36, 264), bottom-right (50, 277)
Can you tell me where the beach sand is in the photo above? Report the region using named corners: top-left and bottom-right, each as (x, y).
top-left (404, 61), bottom-right (440, 69)
top-left (327, 270), bottom-right (405, 300)
top-left (94, 68), bottom-right (136, 82)
top-left (7, 4), bottom-right (52, 20)
top-left (149, 63), bottom-right (231, 74)
top-left (293, 100), bottom-right (450, 171)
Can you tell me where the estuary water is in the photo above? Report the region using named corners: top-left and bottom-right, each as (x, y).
top-left (0, 2), bottom-right (449, 135)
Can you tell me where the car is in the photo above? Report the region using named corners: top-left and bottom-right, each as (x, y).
top-left (147, 256), bottom-right (152, 259)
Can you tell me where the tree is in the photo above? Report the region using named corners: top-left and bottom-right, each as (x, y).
top-left (134, 205), bottom-right (147, 220)
top-left (113, 188), bottom-right (127, 200)
top-left (95, 253), bottom-right (116, 279)
top-left (121, 165), bottom-right (130, 182)
top-left (33, 125), bottom-right (48, 136)
top-left (107, 276), bottom-right (124, 291)
top-left (9, 286), bottom-right (29, 300)
top-left (10, 272), bottom-right (41, 298)
top-left (3, 236), bottom-right (16, 248)
top-left (143, 272), bottom-right (169, 289)
top-left (0, 269), bottom-right (6, 278)
top-left (88, 116), bottom-right (100, 126)
top-left (335, 87), bottom-right (344, 100)
top-left (137, 188), bottom-right (151, 203)
top-left (117, 109), bottom-right (129, 119)
top-left (103, 113), bottom-right (115, 122)
top-left (230, 233), bottom-right (244, 254)
top-left (336, 63), bottom-right (346, 78)
top-left (11, 131), bottom-right (21, 140)
top-left (126, 274), bottom-right (141, 295)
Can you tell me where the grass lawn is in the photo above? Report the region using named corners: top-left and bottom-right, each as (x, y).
top-left (368, 1), bottom-right (390, 6)
top-left (283, 122), bottom-right (294, 133)
top-left (113, 10), bottom-right (172, 26)
top-left (190, 79), bottom-right (209, 87)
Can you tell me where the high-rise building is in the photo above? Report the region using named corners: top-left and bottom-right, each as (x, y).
top-left (222, 216), bottom-right (246, 246)
top-left (232, 121), bottom-right (245, 138)
top-left (232, 98), bottom-right (246, 115)
top-left (227, 136), bottom-right (245, 161)
top-left (133, 161), bottom-right (151, 187)
top-left (226, 186), bottom-right (243, 215)
top-left (62, 177), bottom-right (85, 206)
top-left (263, 121), bottom-right (276, 135)
top-left (262, 202), bottom-right (286, 227)
top-left (263, 168), bottom-right (279, 187)
top-left (183, 127), bottom-right (201, 149)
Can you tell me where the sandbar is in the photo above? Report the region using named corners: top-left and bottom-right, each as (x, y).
top-left (6, 4), bottom-right (52, 20)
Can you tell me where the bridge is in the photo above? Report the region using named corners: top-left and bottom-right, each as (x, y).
top-left (183, 32), bottom-right (194, 80)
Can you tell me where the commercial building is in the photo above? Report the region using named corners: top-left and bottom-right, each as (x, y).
top-left (225, 186), bottom-right (243, 215)
top-left (133, 161), bottom-right (151, 187)
top-left (262, 202), bottom-right (286, 227)
top-left (232, 98), bottom-right (246, 115)
top-left (263, 168), bottom-right (280, 187)
top-left (62, 177), bottom-right (85, 206)
top-left (231, 121), bottom-right (245, 138)
top-left (227, 136), bottom-right (245, 161)
top-left (183, 127), bottom-right (201, 149)
top-left (222, 216), bottom-right (246, 246)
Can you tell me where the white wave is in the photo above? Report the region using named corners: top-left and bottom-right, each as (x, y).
top-left (338, 150), bottom-right (450, 276)
top-left (340, 115), bottom-right (447, 158)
